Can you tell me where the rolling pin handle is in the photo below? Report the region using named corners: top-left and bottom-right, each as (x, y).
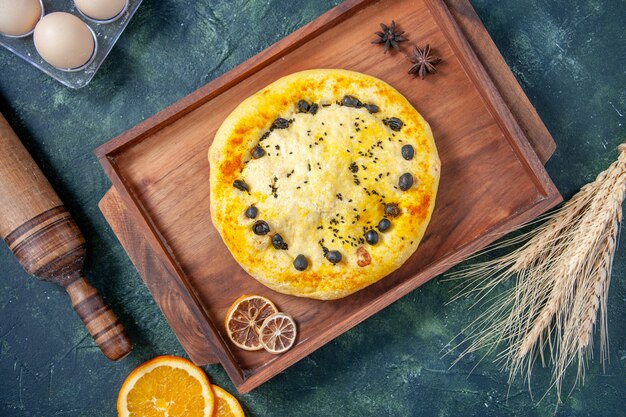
top-left (0, 111), bottom-right (132, 361)
top-left (64, 276), bottom-right (132, 361)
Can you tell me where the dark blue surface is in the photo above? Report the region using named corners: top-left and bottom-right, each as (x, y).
top-left (0, 1), bottom-right (624, 415)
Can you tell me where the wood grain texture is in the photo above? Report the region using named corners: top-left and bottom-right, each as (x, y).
top-left (99, 2), bottom-right (556, 364)
top-left (98, 188), bottom-right (219, 364)
top-left (66, 276), bottom-right (133, 361)
top-left (0, 115), bottom-right (63, 238)
top-left (96, 0), bottom-right (561, 392)
top-left (4, 206), bottom-right (87, 284)
top-left (0, 112), bottom-right (132, 361)
top-left (446, 0), bottom-right (555, 163)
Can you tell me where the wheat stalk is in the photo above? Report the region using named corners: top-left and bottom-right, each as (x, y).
top-left (446, 143), bottom-right (626, 404)
top-left (516, 174), bottom-right (616, 354)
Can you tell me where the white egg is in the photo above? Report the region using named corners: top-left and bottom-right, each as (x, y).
top-left (0, 0), bottom-right (42, 37)
top-left (74, 0), bottom-right (127, 22)
top-left (33, 13), bottom-right (96, 70)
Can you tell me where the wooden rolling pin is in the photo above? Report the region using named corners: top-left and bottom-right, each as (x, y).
top-left (0, 112), bottom-right (132, 361)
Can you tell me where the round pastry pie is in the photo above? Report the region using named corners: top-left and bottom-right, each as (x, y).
top-left (209, 69), bottom-right (440, 300)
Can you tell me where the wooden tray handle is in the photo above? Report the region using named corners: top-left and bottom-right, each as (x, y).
top-left (65, 276), bottom-right (132, 361)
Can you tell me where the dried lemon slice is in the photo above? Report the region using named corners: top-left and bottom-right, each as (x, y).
top-left (225, 295), bottom-right (278, 351)
top-left (212, 384), bottom-right (246, 417)
top-left (259, 313), bottom-right (297, 354)
top-left (117, 355), bottom-right (214, 417)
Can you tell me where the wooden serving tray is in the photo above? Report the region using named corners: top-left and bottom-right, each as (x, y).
top-left (96, 0), bottom-right (561, 392)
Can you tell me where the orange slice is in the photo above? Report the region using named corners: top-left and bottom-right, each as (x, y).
top-left (211, 385), bottom-right (245, 417)
top-left (117, 356), bottom-right (214, 417)
top-left (259, 312), bottom-right (297, 354)
top-left (225, 295), bottom-right (278, 351)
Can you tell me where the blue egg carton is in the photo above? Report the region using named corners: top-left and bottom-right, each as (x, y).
top-left (0, 0), bottom-right (142, 89)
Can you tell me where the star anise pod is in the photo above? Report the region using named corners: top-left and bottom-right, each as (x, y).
top-left (408, 44), bottom-right (441, 79)
top-left (372, 20), bottom-right (407, 53)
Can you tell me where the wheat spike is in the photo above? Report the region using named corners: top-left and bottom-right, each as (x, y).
top-left (516, 173), bottom-right (616, 358)
top-left (447, 143), bottom-right (626, 405)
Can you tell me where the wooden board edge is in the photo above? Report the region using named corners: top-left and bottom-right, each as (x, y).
top-left (445, 0), bottom-right (556, 163)
top-left (94, 0), bottom-right (565, 390)
top-left (428, 0), bottom-right (558, 198)
top-left (99, 188), bottom-right (219, 365)
top-left (98, 156), bottom-right (246, 385)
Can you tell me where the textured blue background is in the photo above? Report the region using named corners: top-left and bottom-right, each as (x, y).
top-left (0, 1), bottom-right (624, 416)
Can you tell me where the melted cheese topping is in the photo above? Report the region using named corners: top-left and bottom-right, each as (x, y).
top-left (209, 69), bottom-right (440, 300)
top-left (241, 104), bottom-right (422, 267)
